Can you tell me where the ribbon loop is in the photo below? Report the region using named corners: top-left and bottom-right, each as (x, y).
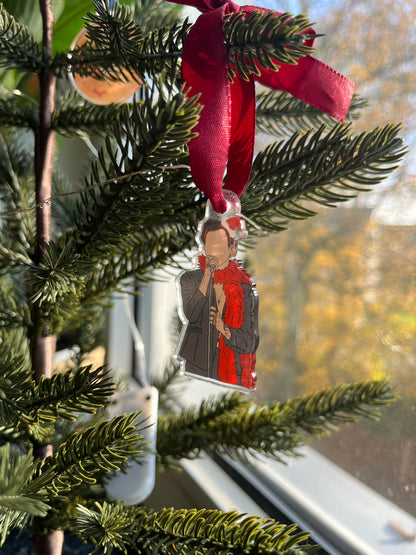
top-left (166, 0), bottom-right (354, 213)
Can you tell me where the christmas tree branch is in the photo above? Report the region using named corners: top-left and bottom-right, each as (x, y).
top-left (256, 91), bottom-right (367, 137)
top-left (156, 379), bottom-right (395, 467)
top-left (225, 11), bottom-right (314, 81)
top-left (0, 365), bottom-right (114, 447)
top-left (27, 365), bottom-right (115, 424)
top-left (52, 2), bottom-right (314, 85)
top-left (0, 445), bottom-right (50, 547)
top-left (36, 412), bottom-right (144, 495)
top-left (52, 93), bottom-right (134, 137)
top-left (74, 503), bottom-right (318, 555)
top-left (68, 91), bottom-right (200, 259)
top-left (243, 123), bottom-right (406, 232)
top-left (0, 6), bottom-right (43, 74)
top-left (0, 131), bottom-right (36, 254)
top-left (0, 94), bottom-right (38, 130)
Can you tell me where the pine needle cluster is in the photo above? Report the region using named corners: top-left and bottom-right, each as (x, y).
top-left (0, 0), bottom-right (405, 553)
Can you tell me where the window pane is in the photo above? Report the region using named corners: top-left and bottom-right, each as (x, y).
top-left (253, 213), bottom-right (416, 517)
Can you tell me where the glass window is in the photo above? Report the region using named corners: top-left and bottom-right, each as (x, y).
top-left (251, 0), bottom-right (416, 518)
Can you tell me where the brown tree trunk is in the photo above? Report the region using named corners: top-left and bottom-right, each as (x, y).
top-left (32, 1), bottom-right (63, 553)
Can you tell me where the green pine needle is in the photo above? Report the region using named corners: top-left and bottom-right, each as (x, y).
top-left (0, 445), bottom-right (50, 546)
top-left (225, 10), bottom-right (314, 82)
top-left (52, 92), bottom-right (134, 137)
top-left (75, 502), bottom-right (318, 554)
top-left (0, 93), bottom-right (38, 129)
top-left (0, 6), bottom-right (42, 74)
top-left (243, 123), bottom-right (406, 231)
top-left (69, 90), bottom-right (200, 259)
top-left (36, 412), bottom-right (145, 495)
top-left (30, 365), bottom-right (115, 423)
top-left (256, 91), bottom-right (367, 137)
top-left (157, 379), bottom-right (395, 467)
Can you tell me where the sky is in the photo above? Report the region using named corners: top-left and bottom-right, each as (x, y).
top-left (182, 1), bottom-right (342, 24)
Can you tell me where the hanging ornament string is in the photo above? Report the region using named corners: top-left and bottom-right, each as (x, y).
top-left (165, 0), bottom-right (355, 213)
top-left (0, 165), bottom-right (190, 218)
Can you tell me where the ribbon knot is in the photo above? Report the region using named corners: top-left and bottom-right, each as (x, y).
top-left (167, 0), bottom-right (355, 213)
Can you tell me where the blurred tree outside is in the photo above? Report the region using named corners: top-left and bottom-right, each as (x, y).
top-left (253, 0), bottom-right (415, 516)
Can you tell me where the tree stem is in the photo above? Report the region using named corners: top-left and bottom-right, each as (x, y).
top-left (33, 0), bottom-right (56, 379)
top-left (35, 0), bottom-right (55, 258)
top-left (32, 1), bottom-right (63, 554)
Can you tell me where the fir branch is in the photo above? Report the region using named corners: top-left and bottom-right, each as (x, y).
top-left (37, 413), bottom-right (144, 495)
top-left (68, 91), bottom-right (200, 259)
top-left (0, 425), bottom-right (27, 445)
top-left (0, 323), bottom-right (31, 354)
top-left (75, 503), bottom-right (317, 555)
top-left (0, 445), bottom-right (50, 546)
top-left (0, 277), bottom-right (31, 327)
top-left (27, 240), bottom-right (79, 306)
top-left (243, 123), bottom-right (406, 231)
top-left (133, 19), bottom-right (188, 79)
top-left (157, 379), bottom-right (395, 466)
top-left (0, 364), bottom-right (114, 444)
top-left (86, 0), bottom-right (144, 62)
top-left (132, 0), bottom-right (184, 35)
top-left (46, 222), bottom-right (197, 336)
top-left (79, 223), bottom-right (196, 295)
top-left (0, 245), bottom-right (32, 275)
top-left (225, 10), bottom-right (314, 81)
top-left (54, 2), bottom-right (188, 85)
top-left (0, 5), bottom-right (43, 74)
top-left (52, 93), bottom-right (134, 137)
top-left (75, 502), bottom-right (137, 555)
top-left (0, 131), bottom-right (36, 254)
top-left (150, 362), bottom-right (185, 414)
top-left (54, 4), bottom-right (317, 86)
top-left (28, 365), bottom-right (115, 424)
top-left (156, 391), bottom-right (255, 467)
top-left (279, 378), bottom-right (396, 436)
top-left (256, 91), bottom-right (367, 137)
top-left (0, 355), bottom-right (32, 422)
top-left (0, 94), bottom-right (38, 129)
top-left (54, 22), bottom-right (187, 84)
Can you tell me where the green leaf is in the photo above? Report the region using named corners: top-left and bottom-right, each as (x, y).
top-left (52, 0), bottom-right (93, 54)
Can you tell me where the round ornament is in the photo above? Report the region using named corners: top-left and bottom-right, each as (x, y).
top-left (69, 28), bottom-right (142, 105)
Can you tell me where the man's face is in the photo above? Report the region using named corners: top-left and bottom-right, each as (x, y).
top-left (204, 229), bottom-right (232, 269)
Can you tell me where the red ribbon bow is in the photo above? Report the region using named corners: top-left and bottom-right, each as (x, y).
top-left (166, 0), bottom-right (355, 213)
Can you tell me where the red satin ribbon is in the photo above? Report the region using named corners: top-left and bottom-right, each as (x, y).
top-left (166, 0), bottom-right (355, 213)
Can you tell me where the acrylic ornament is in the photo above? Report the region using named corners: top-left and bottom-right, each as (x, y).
top-left (175, 191), bottom-right (259, 393)
top-left (69, 28), bottom-right (142, 105)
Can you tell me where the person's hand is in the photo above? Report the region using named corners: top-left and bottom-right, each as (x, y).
top-left (210, 307), bottom-right (231, 339)
top-left (199, 256), bottom-right (218, 296)
top-left (205, 255), bottom-right (218, 276)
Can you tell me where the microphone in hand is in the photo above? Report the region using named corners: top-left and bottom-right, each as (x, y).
top-left (207, 256), bottom-right (216, 275)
